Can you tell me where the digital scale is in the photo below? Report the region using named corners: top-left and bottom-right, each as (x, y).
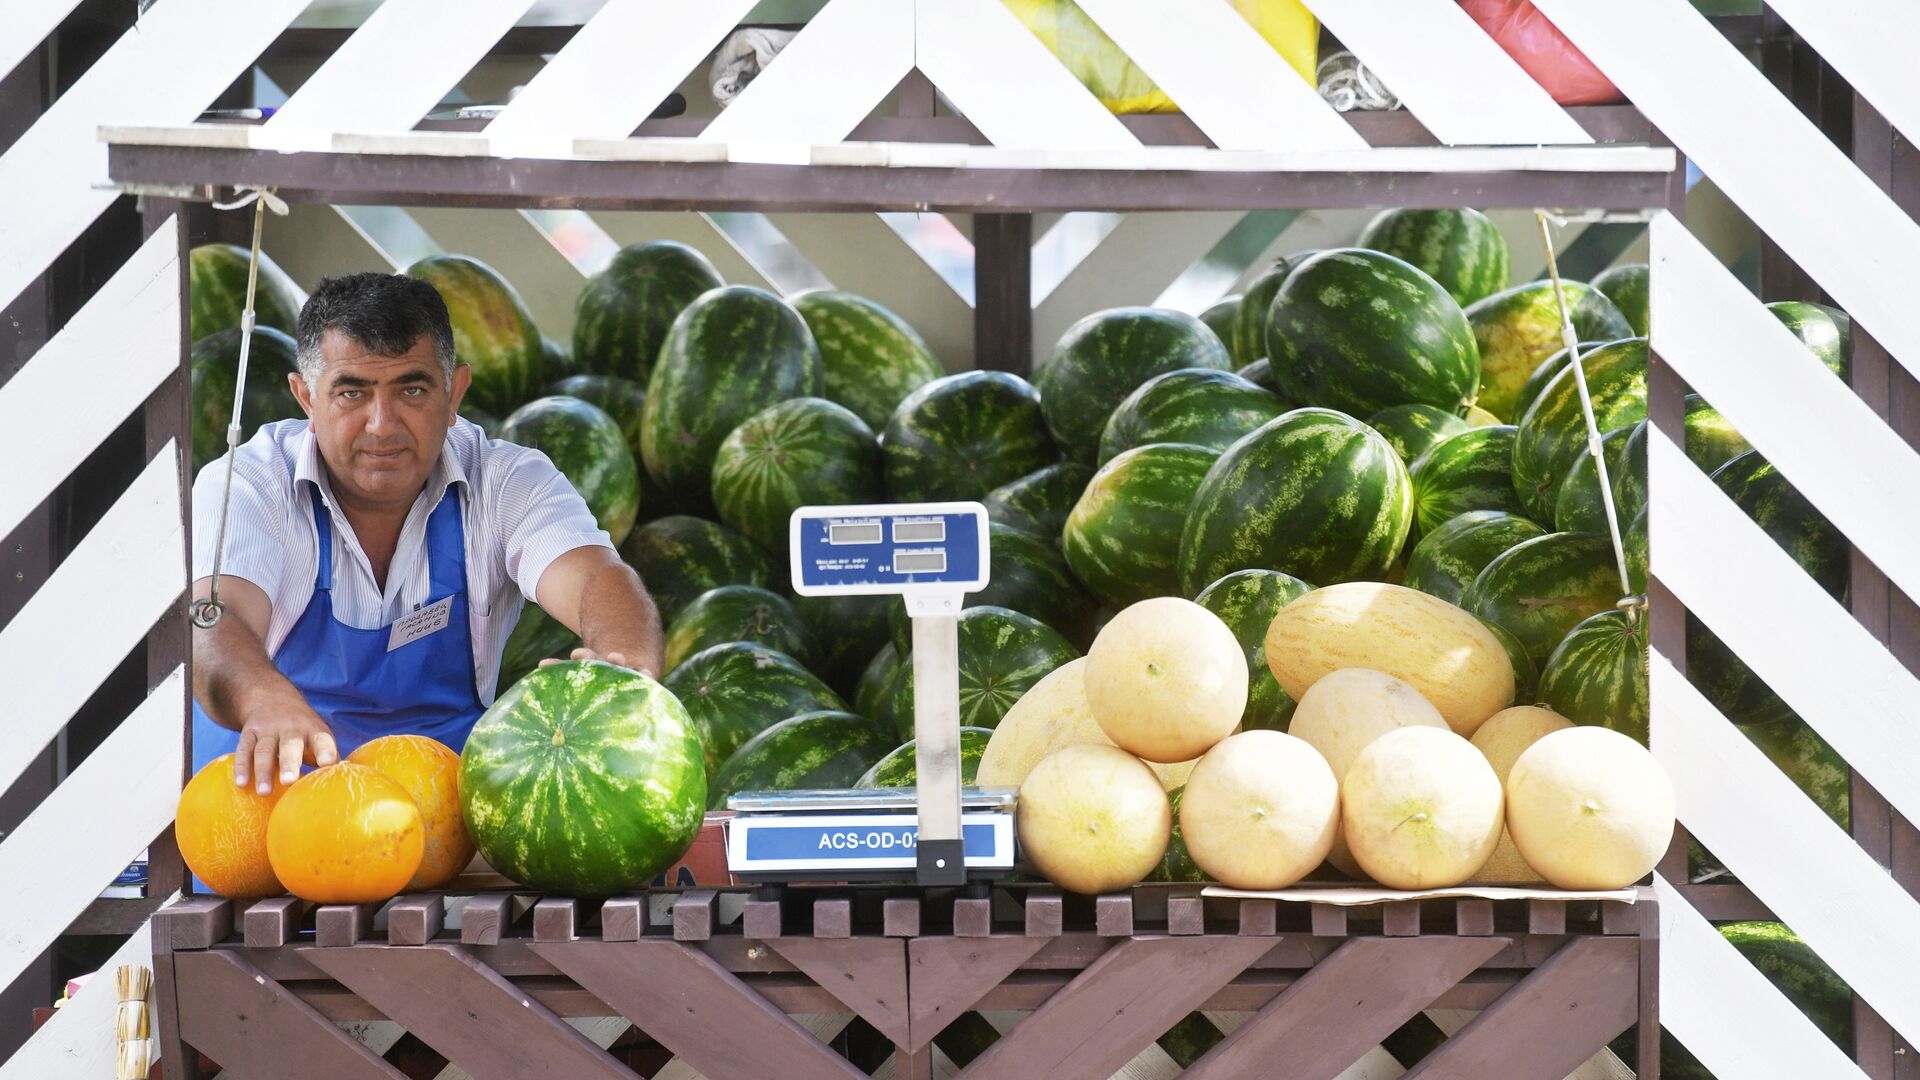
top-left (723, 502), bottom-right (1018, 885)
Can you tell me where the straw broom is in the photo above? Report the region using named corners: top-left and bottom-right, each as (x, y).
top-left (114, 964), bottom-right (151, 1080)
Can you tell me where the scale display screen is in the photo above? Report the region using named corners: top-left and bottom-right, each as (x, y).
top-left (789, 502), bottom-right (990, 596)
top-left (828, 521), bottom-right (883, 545)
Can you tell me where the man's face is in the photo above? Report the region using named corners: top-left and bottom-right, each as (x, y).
top-left (289, 329), bottom-right (470, 511)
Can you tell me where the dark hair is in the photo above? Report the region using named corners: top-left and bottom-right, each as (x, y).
top-left (294, 272), bottom-right (457, 385)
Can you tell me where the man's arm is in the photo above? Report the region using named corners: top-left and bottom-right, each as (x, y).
top-left (535, 545), bottom-right (665, 678)
top-left (191, 575), bottom-right (337, 794)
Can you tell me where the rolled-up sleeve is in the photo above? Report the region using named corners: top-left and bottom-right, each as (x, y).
top-left (191, 457), bottom-right (287, 599)
top-left (493, 448), bottom-right (616, 603)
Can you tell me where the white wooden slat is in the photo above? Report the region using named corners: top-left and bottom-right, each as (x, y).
top-left (914, 0), bottom-right (1139, 151)
top-left (405, 208), bottom-right (586, 341)
top-left (700, 0), bottom-right (914, 150)
top-left (486, 0), bottom-right (757, 149)
top-left (0, 668), bottom-right (185, 996)
top-left (1653, 876), bottom-right (1869, 1079)
top-left (1073, 0), bottom-right (1365, 152)
top-left (0, 0), bottom-right (87, 88)
top-left (0, 449), bottom-right (185, 802)
top-left (808, 141), bottom-right (1671, 173)
top-left (1295, 0), bottom-right (1591, 146)
top-left (0, 219), bottom-right (179, 540)
top-left (0, 899), bottom-right (172, 1080)
top-left (1650, 652), bottom-right (1920, 1045)
top-left (588, 211), bottom-right (778, 294)
top-left (0, 0), bottom-right (310, 314)
top-left (1035, 212), bottom-right (1244, 368)
top-left (1752, 0), bottom-right (1920, 149)
top-left (762, 213), bottom-right (975, 371)
top-left (263, 0), bottom-right (538, 137)
top-left (1532, 0), bottom-right (1920, 373)
top-left (1649, 212), bottom-right (1920, 607)
top-left (271, 204), bottom-right (406, 289)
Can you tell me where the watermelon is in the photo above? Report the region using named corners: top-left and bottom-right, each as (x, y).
top-left (1744, 716), bottom-right (1850, 829)
top-left (550, 374), bottom-right (647, 458)
top-left (983, 462), bottom-right (1094, 545)
top-left (496, 601), bottom-right (579, 693)
top-left (1035, 307), bottom-right (1231, 463)
top-left (1407, 425), bottom-right (1533, 537)
top-left (792, 593), bottom-right (893, 699)
top-left (640, 285), bottom-right (823, 511)
top-left (853, 643), bottom-right (903, 722)
top-left (1512, 338), bottom-right (1648, 521)
top-left (1156, 1013), bottom-right (1224, 1068)
top-left (883, 606), bottom-right (1079, 739)
top-left (1684, 393), bottom-right (1751, 474)
top-left (1510, 340), bottom-right (1609, 424)
top-left (189, 327), bottom-right (302, 472)
top-left (663, 585), bottom-right (818, 675)
top-left (1147, 786), bottom-right (1205, 883)
top-left (503, 396), bottom-right (641, 545)
top-left (881, 371), bottom-right (1057, 501)
top-left (1459, 403), bottom-right (1501, 427)
top-left (1403, 510), bottom-right (1549, 607)
top-left (1098, 368), bottom-right (1287, 465)
top-left (1464, 282), bottom-right (1633, 420)
top-left (1366, 403), bottom-right (1471, 464)
top-left (972, 523), bottom-right (1100, 648)
top-left (1065, 443), bottom-right (1222, 607)
top-left (1614, 420), bottom-right (1649, 526)
top-left (706, 710), bottom-right (896, 807)
top-left (1231, 252), bottom-right (1315, 369)
top-left (1481, 616), bottom-right (1540, 706)
top-left (188, 243), bottom-right (303, 343)
top-left (793, 290), bottom-right (945, 430)
top-left (540, 336), bottom-right (575, 384)
top-left (407, 254), bottom-right (542, 415)
top-left (856, 727), bottom-right (993, 788)
top-left (1354, 208), bottom-right (1511, 307)
top-left (1179, 408), bottom-right (1413, 592)
top-left (711, 396), bottom-right (882, 557)
top-left (1464, 531), bottom-right (1624, 665)
top-left (618, 515), bottom-right (776, 623)
top-left (1552, 426), bottom-right (1635, 534)
top-left (1767, 300), bottom-right (1852, 380)
top-left (1193, 569), bottom-right (1315, 732)
top-left (460, 660), bottom-right (705, 895)
top-left (571, 240), bottom-right (724, 384)
top-left (662, 642), bottom-right (846, 779)
top-left (1625, 507), bottom-right (1648, 594)
top-left (1200, 295), bottom-right (1242, 363)
top-left (460, 406), bottom-right (502, 440)
top-left (1235, 358), bottom-right (1282, 395)
top-left (1589, 264), bottom-right (1650, 338)
top-left (1539, 608), bottom-right (1649, 743)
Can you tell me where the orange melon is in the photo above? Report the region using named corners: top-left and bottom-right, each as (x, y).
top-left (175, 754), bottom-right (286, 898)
top-left (348, 734), bottom-right (473, 889)
top-left (266, 762), bottom-right (424, 903)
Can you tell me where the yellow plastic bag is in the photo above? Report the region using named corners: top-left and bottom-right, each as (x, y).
top-left (1003, 0), bottom-right (1319, 114)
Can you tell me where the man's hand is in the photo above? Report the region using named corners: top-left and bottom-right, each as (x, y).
top-left (540, 646), bottom-right (653, 679)
top-left (234, 698), bottom-right (339, 796)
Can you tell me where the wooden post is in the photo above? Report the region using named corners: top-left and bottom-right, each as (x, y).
top-left (972, 214), bottom-right (1033, 373)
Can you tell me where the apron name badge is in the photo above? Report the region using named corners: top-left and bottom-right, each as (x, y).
top-left (388, 595), bottom-right (454, 652)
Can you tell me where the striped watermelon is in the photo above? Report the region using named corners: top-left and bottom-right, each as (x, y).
top-left (571, 240), bottom-right (724, 384)
top-left (189, 327), bottom-right (302, 472)
top-left (460, 660), bottom-right (705, 895)
top-left (856, 728), bottom-right (994, 788)
top-left (1590, 264), bottom-right (1650, 338)
top-left (1403, 510), bottom-right (1549, 607)
top-left (882, 371), bottom-right (1058, 501)
top-left (983, 462), bottom-right (1094, 545)
top-left (711, 396), bottom-right (882, 558)
top-left (974, 523), bottom-right (1100, 648)
top-left (663, 585), bottom-right (819, 675)
top-left (407, 254), bottom-right (542, 416)
top-left (618, 515), bottom-right (776, 624)
top-left (1366, 403), bottom-right (1471, 465)
top-left (1355, 208), bottom-right (1511, 307)
top-left (1625, 507), bottom-right (1648, 594)
top-left (1744, 717), bottom-right (1849, 829)
top-left (1036, 307), bottom-right (1231, 463)
top-left (1194, 569), bottom-right (1315, 732)
top-left (550, 374), bottom-right (647, 457)
top-left (1147, 786), bottom-right (1205, 883)
top-left (1463, 531), bottom-right (1624, 665)
top-left (188, 243), bottom-right (304, 343)
top-left (1231, 252), bottom-right (1316, 370)
top-left (793, 593), bottom-right (893, 700)
top-left (1539, 609), bottom-right (1649, 744)
top-left (853, 643), bottom-right (903, 722)
top-left (1098, 368), bottom-right (1287, 465)
top-left (1481, 617), bottom-right (1540, 706)
top-left (460, 406), bottom-right (502, 440)
top-left (540, 336), bottom-right (575, 384)
top-left (496, 602), bottom-right (579, 693)
top-left (1408, 425), bottom-right (1533, 537)
top-left (1767, 300), bottom-right (1852, 379)
top-left (662, 642), bottom-right (846, 779)
top-left (706, 711), bottom-right (897, 807)
top-left (1464, 282), bottom-right (1633, 420)
top-left (640, 285), bottom-right (823, 511)
top-left (1065, 442), bottom-right (1222, 607)
top-left (503, 396), bottom-right (641, 546)
top-left (883, 606), bottom-right (1079, 739)
top-left (794, 291), bottom-right (945, 430)
top-left (1235, 358), bottom-right (1282, 395)
top-left (1510, 340), bottom-right (1610, 424)
top-left (1614, 421), bottom-right (1648, 527)
top-left (1512, 338), bottom-right (1648, 521)
top-left (1552, 426), bottom-right (1634, 534)
top-left (1179, 409), bottom-right (1413, 592)
top-left (1201, 295), bottom-right (1243, 363)
top-left (1684, 394), bottom-right (1750, 474)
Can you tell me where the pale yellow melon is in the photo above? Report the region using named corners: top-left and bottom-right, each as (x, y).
top-left (1343, 726), bottom-right (1504, 889)
top-left (976, 658), bottom-right (1193, 792)
top-left (1017, 744), bottom-right (1171, 895)
top-left (1086, 597), bottom-right (1247, 763)
top-left (1288, 668), bottom-right (1449, 876)
top-left (1507, 727), bottom-right (1675, 890)
top-left (1180, 731), bottom-right (1339, 890)
top-left (1264, 582), bottom-right (1514, 737)
top-left (1468, 706), bottom-right (1574, 883)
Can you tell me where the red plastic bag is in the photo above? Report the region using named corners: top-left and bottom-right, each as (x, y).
top-left (1459, 0), bottom-right (1622, 106)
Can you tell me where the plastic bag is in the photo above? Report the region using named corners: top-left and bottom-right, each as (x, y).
top-left (1458, 0), bottom-right (1622, 106)
top-left (1004, 0), bottom-right (1319, 114)
top-left (711, 28), bottom-right (799, 108)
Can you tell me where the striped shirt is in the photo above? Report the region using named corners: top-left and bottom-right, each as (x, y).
top-left (190, 417), bottom-right (613, 704)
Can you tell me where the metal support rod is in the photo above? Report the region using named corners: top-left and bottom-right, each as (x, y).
top-left (909, 610), bottom-right (964, 886)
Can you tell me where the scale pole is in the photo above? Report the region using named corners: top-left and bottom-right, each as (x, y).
top-left (908, 599), bottom-right (966, 885)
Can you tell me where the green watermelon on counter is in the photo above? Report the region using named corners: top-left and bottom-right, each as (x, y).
top-left (663, 642), bottom-right (847, 780)
top-left (973, 523), bottom-right (1100, 648)
top-left (1590, 264), bottom-right (1649, 338)
top-left (1768, 300), bottom-right (1852, 380)
top-left (1194, 569), bottom-right (1315, 732)
top-left (460, 660), bottom-right (705, 895)
top-left (503, 395), bottom-right (641, 546)
top-left (407, 254), bottom-right (542, 415)
top-left (1482, 617), bottom-right (1541, 706)
top-left (794, 290), bottom-right (945, 430)
top-left (1553, 426), bottom-right (1635, 534)
top-left (1098, 368), bottom-right (1287, 465)
top-left (884, 606), bottom-right (1079, 739)
top-left (1403, 510), bottom-right (1549, 607)
top-left (618, 515), bottom-right (777, 624)
top-left (663, 585), bottom-right (818, 675)
top-left (1539, 608), bottom-right (1648, 744)
top-left (707, 710), bottom-right (897, 807)
top-left (1745, 716), bottom-right (1850, 829)
top-left (1685, 394), bottom-right (1751, 474)
top-left (1036, 307), bottom-right (1231, 463)
top-left (1464, 282), bottom-right (1633, 420)
top-left (1201, 295), bottom-right (1243, 363)
top-left (882, 371), bottom-right (1057, 501)
top-left (853, 643), bottom-right (903, 722)
top-left (1614, 421), bottom-right (1649, 526)
top-left (793, 593), bottom-right (893, 700)
top-left (1235, 358), bottom-right (1281, 395)
top-left (1625, 506), bottom-right (1648, 594)
top-left (1512, 338), bottom-right (1648, 521)
top-left (1354, 208), bottom-right (1511, 307)
top-left (640, 285), bottom-right (823, 511)
top-left (189, 243), bottom-right (304, 343)
top-left (1408, 425), bottom-right (1533, 537)
top-left (983, 462), bottom-right (1094, 545)
top-left (857, 727), bottom-right (993, 788)
top-left (711, 397), bottom-right (882, 558)
top-left (571, 240), bottom-right (724, 384)
top-left (189, 327), bottom-right (302, 472)
top-left (1366, 403), bottom-right (1471, 465)
top-left (550, 374), bottom-right (647, 457)
top-left (1509, 340), bottom-right (1609, 424)
top-left (1065, 442), bottom-right (1222, 607)
top-left (1265, 249), bottom-right (1480, 417)
top-left (540, 336), bottom-right (575, 384)
top-left (1179, 408), bottom-right (1413, 592)
top-left (1462, 531), bottom-right (1624, 665)
top-left (1231, 252), bottom-right (1316, 370)
top-left (496, 601), bottom-right (579, 693)
top-left (1147, 786), bottom-right (1205, 883)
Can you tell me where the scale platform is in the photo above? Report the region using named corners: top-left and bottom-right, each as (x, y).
top-left (725, 788), bottom-right (1018, 883)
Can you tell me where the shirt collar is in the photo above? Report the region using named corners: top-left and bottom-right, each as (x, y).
top-left (292, 423), bottom-right (466, 514)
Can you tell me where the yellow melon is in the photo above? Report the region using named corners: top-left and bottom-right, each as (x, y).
top-left (976, 657), bottom-right (1194, 792)
top-left (1180, 731), bottom-right (1338, 890)
top-left (1343, 726), bottom-right (1504, 889)
top-left (1507, 727), bottom-right (1675, 890)
top-left (1287, 668), bottom-right (1448, 876)
top-left (1017, 744), bottom-right (1170, 895)
top-left (1085, 597), bottom-right (1246, 763)
top-left (1468, 706), bottom-right (1574, 883)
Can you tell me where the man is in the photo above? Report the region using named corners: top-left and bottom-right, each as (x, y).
top-left (191, 272), bottom-right (663, 796)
